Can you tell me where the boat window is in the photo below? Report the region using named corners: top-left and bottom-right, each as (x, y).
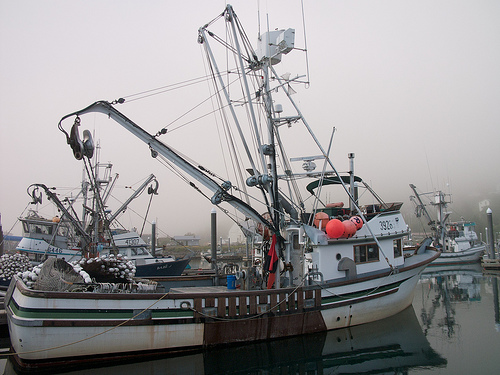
top-left (27, 252), bottom-right (46, 263)
top-left (354, 243), bottom-right (379, 263)
top-left (29, 223), bottom-right (53, 235)
top-left (133, 247), bottom-right (149, 256)
top-left (292, 233), bottom-right (300, 250)
top-left (393, 239), bottom-right (402, 257)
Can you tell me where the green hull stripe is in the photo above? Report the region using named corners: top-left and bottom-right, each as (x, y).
top-left (321, 279), bottom-right (404, 305)
top-left (9, 299), bottom-right (193, 320)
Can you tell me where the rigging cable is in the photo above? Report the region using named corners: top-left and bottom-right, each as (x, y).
top-left (301, 0), bottom-right (310, 87)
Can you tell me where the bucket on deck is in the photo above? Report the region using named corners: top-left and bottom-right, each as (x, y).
top-left (227, 275), bottom-right (236, 289)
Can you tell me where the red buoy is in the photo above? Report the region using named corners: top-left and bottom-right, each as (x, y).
top-left (313, 212), bottom-right (329, 230)
top-left (342, 220), bottom-right (357, 238)
top-left (326, 219), bottom-right (344, 239)
top-left (350, 216), bottom-right (363, 230)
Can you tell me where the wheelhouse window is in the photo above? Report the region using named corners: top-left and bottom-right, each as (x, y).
top-left (393, 239), bottom-right (402, 258)
top-left (132, 247), bottom-right (149, 256)
top-left (354, 243), bottom-right (379, 264)
top-left (29, 223), bottom-right (53, 235)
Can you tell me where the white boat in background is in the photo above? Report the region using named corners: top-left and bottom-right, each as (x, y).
top-left (16, 210), bottom-right (82, 263)
top-left (409, 184), bottom-right (485, 265)
top-left (6, 5), bottom-right (438, 370)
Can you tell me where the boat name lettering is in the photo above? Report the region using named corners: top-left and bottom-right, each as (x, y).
top-left (124, 238), bottom-right (140, 246)
top-left (47, 246), bottom-right (63, 254)
top-left (380, 220), bottom-right (394, 231)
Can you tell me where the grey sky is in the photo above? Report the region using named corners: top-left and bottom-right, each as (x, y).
top-left (1, 0), bottom-right (499, 239)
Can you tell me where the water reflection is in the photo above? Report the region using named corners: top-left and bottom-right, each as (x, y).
top-left (3, 305), bottom-right (445, 374)
top-left (418, 263), bottom-right (483, 338)
top-left (411, 264), bottom-right (500, 374)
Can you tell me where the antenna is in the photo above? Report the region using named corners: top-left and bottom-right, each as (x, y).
top-left (301, 0), bottom-right (310, 86)
top-left (257, 0), bottom-right (261, 40)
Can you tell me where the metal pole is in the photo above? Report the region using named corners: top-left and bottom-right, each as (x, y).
top-left (211, 208), bottom-right (218, 284)
top-left (151, 221), bottom-right (156, 257)
top-left (348, 153), bottom-right (355, 212)
top-left (0, 214), bottom-right (4, 256)
top-left (487, 208), bottom-right (495, 259)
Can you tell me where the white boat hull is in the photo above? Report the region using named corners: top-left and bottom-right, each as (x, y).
top-left (430, 245), bottom-right (484, 265)
top-left (6, 251), bottom-right (437, 366)
top-left (16, 237), bottom-right (81, 262)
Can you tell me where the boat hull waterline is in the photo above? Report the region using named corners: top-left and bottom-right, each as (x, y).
top-left (6, 250), bottom-right (438, 367)
top-left (430, 245), bottom-right (484, 265)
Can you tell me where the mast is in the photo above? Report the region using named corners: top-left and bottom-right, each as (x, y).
top-left (433, 190), bottom-right (450, 248)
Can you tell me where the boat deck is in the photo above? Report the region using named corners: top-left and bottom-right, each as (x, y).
top-left (170, 286), bottom-right (231, 294)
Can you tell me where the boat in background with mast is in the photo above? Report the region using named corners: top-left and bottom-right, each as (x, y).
top-left (409, 184), bottom-right (485, 265)
top-left (15, 160), bottom-right (191, 277)
top-left (6, 5), bottom-right (438, 370)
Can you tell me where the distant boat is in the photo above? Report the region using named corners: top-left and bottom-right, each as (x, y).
top-left (409, 184), bottom-right (485, 264)
top-left (6, 5), bottom-right (438, 369)
top-left (14, 163), bottom-right (190, 278)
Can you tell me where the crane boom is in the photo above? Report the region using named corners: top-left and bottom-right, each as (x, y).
top-left (409, 183), bottom-right (434, 225)
top-left (58, 100), bottom-right (275, 232)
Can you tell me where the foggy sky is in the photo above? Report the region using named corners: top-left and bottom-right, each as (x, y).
top-left (1, 0), bottom-right (499, 240)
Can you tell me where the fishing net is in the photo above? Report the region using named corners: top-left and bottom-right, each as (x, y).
top-left (34, 257), bottom-right (85, 291)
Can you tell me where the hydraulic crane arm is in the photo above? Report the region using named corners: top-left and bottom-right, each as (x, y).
top-left (28, 183), bottom-right (92, 246)
top-left (409, 183), bottom-right (434, 225)
top-left (107, 174), bottom-right (157, 224)
top-left (58, 100), bottom-right (275, 233)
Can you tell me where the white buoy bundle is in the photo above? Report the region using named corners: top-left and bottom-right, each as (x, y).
top-left (75, 254), bottom-right (136, 283)
top-left (19, 265), bottom-right (41, 288)
top-left (0, 253), bottom-right (33, 282)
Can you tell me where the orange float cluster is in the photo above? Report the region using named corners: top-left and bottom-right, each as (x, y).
top-left (314, 214), bottom-right (363, 239)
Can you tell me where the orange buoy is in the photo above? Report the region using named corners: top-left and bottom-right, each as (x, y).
top-left (52, 216), bottom-right (60, 223)
top-left (342, 220), bottom-right (357, 238)
top-left (350, 216), bottom-right (363, 230)
top-left (313, 212), bottom-right (329, 230)
top-left (326, 219), bottom-right (344, 239)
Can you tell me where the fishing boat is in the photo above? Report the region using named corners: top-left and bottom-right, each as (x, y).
top-left (6, 5), bottom-right (438, 369)
top-left (14, 164), bottom-right (191, 277)
top-left (409, 184), bottom-right (485, 265)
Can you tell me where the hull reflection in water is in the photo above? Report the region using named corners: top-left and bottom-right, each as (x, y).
top-left (5, 306), bottom-right (445, 374)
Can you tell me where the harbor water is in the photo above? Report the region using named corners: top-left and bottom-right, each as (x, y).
top-left (1, 264), bottom-right (499, 374)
